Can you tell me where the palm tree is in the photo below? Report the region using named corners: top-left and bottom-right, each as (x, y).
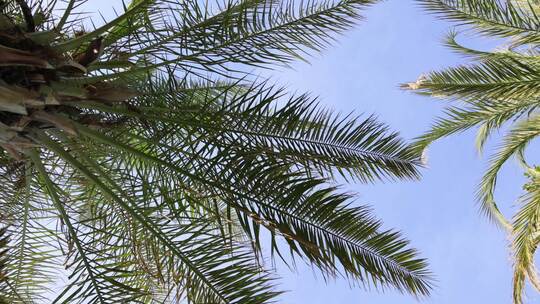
top-left (0, 0), bottom-right (433, 303)
top-left (404, 0), bottom-right (540, 302)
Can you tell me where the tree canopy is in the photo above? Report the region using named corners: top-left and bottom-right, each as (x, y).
top-left (0, 0), bottom-right (432, 303)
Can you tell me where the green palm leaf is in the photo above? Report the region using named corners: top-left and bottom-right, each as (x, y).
top-left (418, 0), bottom-right (540, 45)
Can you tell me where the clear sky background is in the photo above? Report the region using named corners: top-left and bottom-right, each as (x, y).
top-left (87, 0), bottom-right (539, 303)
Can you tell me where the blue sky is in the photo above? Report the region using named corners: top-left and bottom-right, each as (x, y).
top-left (85, 0), bottom-right (537, 302)
top-left (268, 1), bottom-right (539, 303)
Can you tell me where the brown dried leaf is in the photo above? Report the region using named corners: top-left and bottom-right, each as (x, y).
top-left (0, 44), bottom-right (52, 68)
top-left (31, 111), bottom-right (77, 135)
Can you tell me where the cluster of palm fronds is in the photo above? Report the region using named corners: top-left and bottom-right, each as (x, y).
top-left (405, 0), bottom-right (540, 302)
top-left (0, 0), bottom-right (433, 302)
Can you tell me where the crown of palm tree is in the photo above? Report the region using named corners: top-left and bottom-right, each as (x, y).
top-left (405, 0), bottom-right (540, 303)
top-left (0, 0), bottom-right (433, 303)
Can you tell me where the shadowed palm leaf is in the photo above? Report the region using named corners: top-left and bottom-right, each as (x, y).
top-left (0, 0), bottom-right (432, 302)
top-left (405, 0), bottom-right (540, 302)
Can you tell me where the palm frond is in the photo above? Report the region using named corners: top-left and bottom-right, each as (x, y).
top-left (410, 98), bottom-right (539, 156)
top-left (76, 80), bottom-right (422, 182)
top-left (477, 115), bottom-right (540, 230)
top-left (405, 56), bottom-right (540, 102)
top-left (0, 161), bottom-right (59, 303)
top-left (511, 167), bottom-right (540, 304)
top-left (71, 0), bottom-right (379, 80)
top-left (42, 114), bottom-right (431, 296)
top-left (32, 135), bottom-right (282, 303)
top-left (418, 0), bottom-right (540, 45)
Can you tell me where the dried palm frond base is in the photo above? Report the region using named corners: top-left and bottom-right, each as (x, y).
top-left (0, 10), bottom-right (136, 161)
